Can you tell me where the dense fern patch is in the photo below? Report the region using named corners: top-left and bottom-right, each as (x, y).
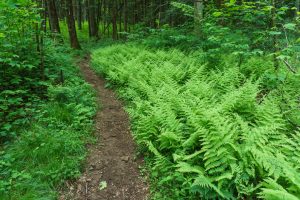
top-left (92, 44), bottom-right (300, 199)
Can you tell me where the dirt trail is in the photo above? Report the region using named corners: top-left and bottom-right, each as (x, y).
top-left (60, 56), bottom-right (148, 200)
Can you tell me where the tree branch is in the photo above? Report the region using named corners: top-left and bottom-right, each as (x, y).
top-left (282, 59), bottom-right (297, 74)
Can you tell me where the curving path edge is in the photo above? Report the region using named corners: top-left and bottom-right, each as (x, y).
top-left (60, 55), bottom-right (148, 200)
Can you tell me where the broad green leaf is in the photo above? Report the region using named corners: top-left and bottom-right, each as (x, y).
top-left (283, 23), bottom-right (296, 31)
top-left (269, 31), bottom-right (282, 35)
top-left (213, 12), bottom-right (223, 17)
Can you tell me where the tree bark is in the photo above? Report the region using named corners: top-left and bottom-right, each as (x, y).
top-left (112, 10), bottom-right (118, 40)
top-left (47, 0), bottom-right (60, 33)
top-left (194, 0), bottom-right (203, 34)
top-left (124, 0), bottom-right (128, 32)
top-left (65, 0), bottom-right (81, 49)
top-left (112, 2), bottom-right (118, 40)
top-left (216, 0), bottom-right (224, 8)
top-left (77, 0), bottom-right (82, 30)
top-left (88, 0), bottom-right (99, 38)
top-left (102, 0), bottom-right (106, 35)
top-left (236, 0), bottom-right (243, 6)
top-left (97, 0), bottom-right (103, 26)
top-left (57, 0), bottom-right (65, 20)
top-left (133, 0), bottom-right (137, 25)
top-left (39, 0), bottom-right (46, 80)
top-left (271, 0), bottom-right (279, 70)
top-left (296, 0), bottom-right (300, 16)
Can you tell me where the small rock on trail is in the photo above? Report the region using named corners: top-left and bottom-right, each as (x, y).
top-left (60, 56), bottom-right (149, 200)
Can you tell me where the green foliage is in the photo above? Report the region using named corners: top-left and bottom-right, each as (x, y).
top-left (92, 44), bottom-right (300, 199)
top-left (0, 0), bottom-right (43, 140)
top-left (60, 21), bottom-right (90, 44)
top-left (0, 45), bottom-right (97, 199)
top-left (141, 27), bottom-right (200, 51)
top-left (171, 2), bottom-right (194, 18)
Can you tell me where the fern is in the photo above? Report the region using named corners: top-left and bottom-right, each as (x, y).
top-left (91, 44), bottom-right (300, 199)
top-left (260, 178), bottom-right (300, 200)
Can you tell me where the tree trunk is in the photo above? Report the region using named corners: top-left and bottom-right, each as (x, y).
top-left (65, 0), bottom-right (81, 49)
top-left (77, 0), bottom-right (82, 30)
top-left (88, 0), bottom-right (99, 38)
top-left (102, 0), bottom-right (106, 35)
top-left (194, 0), bottom-right (203, 34)
top-left (112, 10), bottom-right (118, 40)
top-left (124, 0), bottom-right (128, 32)
top-left (271, 0), bottom-right (279, 70)
top-left (296, 0), bottom-right (300, 16)
top-left (216, 0), bottom-right (224, 8)
top-left (133, 0), bottom-right (137, 25)
top-left (47, 0), bottom-right (60, 33)
top-left (56, 0), bottom-right (65, 20)
top-left (236, 0), bottom-right (243, 5)
top-left (118, 0), bottom-right (122, 38)
top-left (97, 0), bottom-right (102, 27)
top-left (39, 0), bottom-right (46, 80)
top-left (85, 0), bottom-right (90, 36)
top-left (112, 1), bottom-right (118, 40)
top-left (157, 0), bottom-right (162, 28)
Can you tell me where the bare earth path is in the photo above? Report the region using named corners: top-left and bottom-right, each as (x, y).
top-left (60, 56), bottom-right (148, 200)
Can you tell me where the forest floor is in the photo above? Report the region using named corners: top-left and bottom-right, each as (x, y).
top-left (60, 56), bottom-right (149, 200)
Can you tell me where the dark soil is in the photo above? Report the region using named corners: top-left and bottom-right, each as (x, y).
top-left (60, 56), bottom-right (149, 200)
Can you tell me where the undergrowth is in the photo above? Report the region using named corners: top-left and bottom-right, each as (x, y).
top-left (92, 44), bottom-right (300, 199)
top-left (0, 45), bottom-right (97, 199)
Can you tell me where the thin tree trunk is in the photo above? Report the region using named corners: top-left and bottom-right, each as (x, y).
top-left (35, 23), bottom-right (40, 52)
top-left (58, 0), bottom-right (66, 19)
top-left (86, 0), bottom-right (91, 36)
top-left (40, 0), bottom-right (46, 80)
top-left (112, 1), bottom-right (118, 40)
top-left (157, 0), bottom-right (162, 28)
top-left (65, 0), bottom-right (81, 49)
top-left (88, 0), bottom-right (98, 38)
top-left (143, 0), bottom-right (146, 22)
top-left (77, 0), bottom-right (82, 30)
top-left (216, 0), bottom-right (224, 8)
top-left (97, 0), bottom-right (102, 27)
top-left (47, 0), bottom-right (60, 33)
top-left (119, 0), bottom-right (122, 38)
top-left (133, 0), bottom-right (137, 25)
top-left (102, 0), bottom-right (106, 35)
top-left (296, 0), bottom-right (300, 16)
top-left (194, 0), bottom-right (203, 34)
top-left (236, 0), bottom-right (243, 5)
top-left (35, 0), bottom-right (40, 51)
top-left (112, 11), bottom-right (118, 40)
top-left (271, 0), bottom-right (279, 70)
top-left (124, 0), bottom-right (128, 32)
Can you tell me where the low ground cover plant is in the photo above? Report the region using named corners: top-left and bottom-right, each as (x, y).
top-left (92, 44), bottom-right (300, 199)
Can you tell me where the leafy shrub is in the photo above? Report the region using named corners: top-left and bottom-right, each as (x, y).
top-left (141, 26), bottom-right (200, 51)
top-left (0, 47), bottom-right (97, 199)
top-left (0, 0), bottom-right (44, 140)
top-left (92, 44), bottom-right (300, 199)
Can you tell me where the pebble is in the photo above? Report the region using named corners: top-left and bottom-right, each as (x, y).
top-left (121, 156), bottom-right (130, 162)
